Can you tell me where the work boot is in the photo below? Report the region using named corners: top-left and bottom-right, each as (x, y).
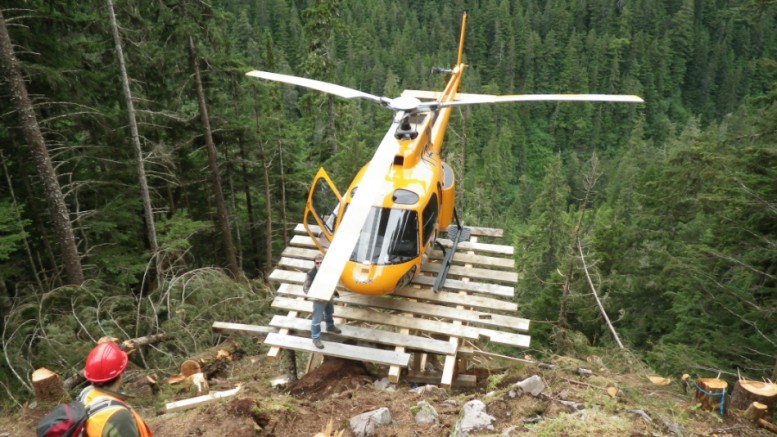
top-left (313, 339), bottom-right (324, 349)
top-left (327, 326), bottom-right (342, 334)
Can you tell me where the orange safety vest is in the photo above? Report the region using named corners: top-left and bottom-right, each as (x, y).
top-left (81, 388), bottom-right (153, 437)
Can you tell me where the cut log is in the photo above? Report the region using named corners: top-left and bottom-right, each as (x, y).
top-left (31, 368), bottom-right (65, 404)
top-left (187, 339), bottom-right (241, 378)
top-left (743, 402), bottom-right (768, 422)
top-left (63, 334), bottom-right (172, 390)
top-left (694, 378), bottom-right (728, 414)
top-left (757, 418), bottom-right (777, 434)
top-left (730, 380), bottom-right (777, 416)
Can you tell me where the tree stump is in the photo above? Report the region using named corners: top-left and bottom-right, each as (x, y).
top-left (694, 378), bottom-right (728, 414)
top-left (730, 380), bottom-right (777, 418)
top-left (743, 402), bottom-right (768, 422)
top-left (32, 368), bottom-right (65, 404)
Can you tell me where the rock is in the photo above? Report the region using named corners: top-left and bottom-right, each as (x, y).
top-left (409, 384), bottom-right (446, 397)
top-left (372, 377), bottom-right (395, 392)
top-left (451, 400), bottom-right (495, 437)
top-left (512, 375), bottom-right (545, 397)
top-left (412, 400), bottom-right (439, 425)
top-left (349, 407), bottom-right (393, 437)
top-left (578, 368), bottom-right (593, 376)
top-left (501, 425), bottom-right (519, 436)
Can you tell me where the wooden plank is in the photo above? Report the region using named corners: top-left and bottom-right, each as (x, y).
top-left (412, 275), bottom-right (514, 298)
top-left (278, 257), bottom-right (312, 270)
top-left (281, 246), bottom-right (321, 260)
top-left (165, 387), bottom-right (241, 412)
top-left (405, 372), bottom-right (476, 387)
top-left (269, 269), bottom-right (306, 284)
top-left (422, 262), bottom-right (518, 284)
top-left (264, 333), bottom-right (410, 367)
top-left (427, 249), bottom-right (514, 269)
top-left (290, 235), bottom-right (317, 248)
top-left (335, 294), bottom-right (530, 331)
top-left (212, 322), bottom-right (277, 337)
top-left (392, 286), bottom-right (518, 312)
top-left (277, 282), bottom-right (516, 312)
top-left (463, 226), bottom-right (503, 238)
top-left (270, 296), bottom-right (481, 340)
top-left (437, 238), bottom-right (514, 256)
top-left (269, 315), bottom-right (456, 355)
top-left (478, 328), bottom-right (532, 348)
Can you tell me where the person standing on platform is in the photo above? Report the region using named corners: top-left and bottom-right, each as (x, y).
top-left (303, 253), bottom-right (341, 349)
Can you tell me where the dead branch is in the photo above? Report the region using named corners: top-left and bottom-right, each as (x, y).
top-left (577, 239), bottom-right (624, 348)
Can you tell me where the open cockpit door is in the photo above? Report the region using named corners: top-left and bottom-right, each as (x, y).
top-left (304, 167), bottom-right (343, 252)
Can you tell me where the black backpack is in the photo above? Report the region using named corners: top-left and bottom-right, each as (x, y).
top-left (36, 397), bottom-right (125, 437)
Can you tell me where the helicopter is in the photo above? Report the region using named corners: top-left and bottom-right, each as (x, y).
top-left (246, 14), bottom-right (643, 302)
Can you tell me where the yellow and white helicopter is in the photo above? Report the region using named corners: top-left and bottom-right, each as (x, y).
top-left (247, 14), bottom-right (642, 301)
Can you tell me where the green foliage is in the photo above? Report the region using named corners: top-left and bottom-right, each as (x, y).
top-left (0, 200), bottom-right (28, 261)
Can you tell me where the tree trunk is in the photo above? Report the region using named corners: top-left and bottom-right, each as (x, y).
top-left (259, 140), bottom-right (273, 271)
top-left (107, 0), bottom-right (159, 258)
top-left (238, 135), bottom-right (261, 273)
top-left (251, 88), bottom-right (273, 272)
top-left (0, 10), bottom-right (84, 285)
top-left (278, 141), bottom-right (289, 248)
top-left (188, 36), bottom-right (240, 277)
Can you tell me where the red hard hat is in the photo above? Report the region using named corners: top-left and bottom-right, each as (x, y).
top-left (83, 342), bottom-right (128, 383)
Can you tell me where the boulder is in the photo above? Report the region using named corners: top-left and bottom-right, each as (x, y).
top-left (413, 400), bottom-right (439, 425)
top-left (349, 407), bottom-right (393, 437)
top-left (452, 400), bottom-right (495, 437)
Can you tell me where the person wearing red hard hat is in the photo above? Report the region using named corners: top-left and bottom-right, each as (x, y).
top-left (78, 341), bottom-right (153, 436)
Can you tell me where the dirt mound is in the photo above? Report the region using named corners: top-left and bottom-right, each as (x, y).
top-left (291, 358), bottom-right (372, 401)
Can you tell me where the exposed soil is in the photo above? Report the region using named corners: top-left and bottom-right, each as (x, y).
top-left (1, 348), bottom-right (775, 437)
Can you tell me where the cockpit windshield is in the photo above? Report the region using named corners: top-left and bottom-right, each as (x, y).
top-left (350, 207), bottom-right (419, 265)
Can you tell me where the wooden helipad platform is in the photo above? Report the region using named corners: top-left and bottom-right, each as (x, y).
top-left (215, 224), bottom-right (530, 387)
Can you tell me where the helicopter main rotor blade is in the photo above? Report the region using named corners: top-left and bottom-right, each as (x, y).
top-left (246, 70), bottom-right (384, 104)
top-left (305, 119), bottom-right (402, 302)
top-left (429, 93), bottom-right (643, 110)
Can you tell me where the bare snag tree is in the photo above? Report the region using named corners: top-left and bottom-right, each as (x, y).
top-left (106, 0), bottom-right (159, 259)
top-left (0, 10), bottom-right (84, 286)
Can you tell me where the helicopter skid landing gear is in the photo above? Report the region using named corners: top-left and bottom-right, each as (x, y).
top-left (433, 209), bottom-right (470, 293)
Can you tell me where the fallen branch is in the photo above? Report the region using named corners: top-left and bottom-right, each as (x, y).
top-left (64, 334), bottom-right (170, 390)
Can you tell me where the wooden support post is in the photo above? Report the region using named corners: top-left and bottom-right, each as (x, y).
top-left (442, 236), bottom-right (478, 388)
top-left (694, 378), bottom-right (728, 414)
top-left (268, 310), bottom-right (298, 359)
top-left (388, 328), bottom-right (409, 384)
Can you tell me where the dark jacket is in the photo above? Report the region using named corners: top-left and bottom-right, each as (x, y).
top-left (303, 266), bottom-right (318, 293)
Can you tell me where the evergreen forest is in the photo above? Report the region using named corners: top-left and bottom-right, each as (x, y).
top-left (0, 0), bottom-right (775, 404)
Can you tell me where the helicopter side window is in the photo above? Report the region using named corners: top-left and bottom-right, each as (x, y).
top-left (422, 193), bottom-right (438, 245)
top-left (351, 207), bottom-right (418, 265)
top-left (311, 178), bottom-right (340, 234)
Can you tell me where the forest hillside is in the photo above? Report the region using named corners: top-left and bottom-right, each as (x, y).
top-left (0, 0), bottom-right (775, 418)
